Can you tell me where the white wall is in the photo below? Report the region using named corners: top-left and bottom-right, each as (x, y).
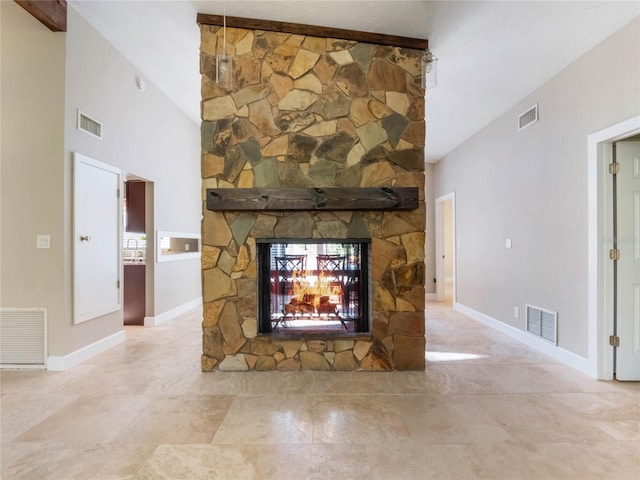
top-left (63, 7), bottom-right (201, 353)
top-left (434, 17), bottom-right (640, 358)
top-left (424, 163), bottom-right (436, 294)
top-left (1, 3), bottom-right (67, 355)
top-left (1, 4), bottom-right (201, 359)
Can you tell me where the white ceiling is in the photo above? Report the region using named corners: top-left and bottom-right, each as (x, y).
top-left (69, 1), bottom-right (639, 163)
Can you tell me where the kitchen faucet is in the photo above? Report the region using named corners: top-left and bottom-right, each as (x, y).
top-left (126, 238), bottom-right (139, 249)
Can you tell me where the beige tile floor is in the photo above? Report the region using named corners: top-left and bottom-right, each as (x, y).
top-left (1, 301), bottom-right (639, 479)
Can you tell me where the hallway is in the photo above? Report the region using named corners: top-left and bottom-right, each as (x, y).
top-left (1, 302), bottom-right (638, 479)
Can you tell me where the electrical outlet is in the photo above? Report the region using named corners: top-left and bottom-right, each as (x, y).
top-left (514, 306), bottom-right (519, 319)
top-left (36, 234), bottom-right (51, 249)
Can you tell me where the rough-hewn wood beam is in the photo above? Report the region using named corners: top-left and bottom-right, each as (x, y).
top-left (197, 13), bottom-right (427, 50)
top-left (206, 187), bottom-right (419, 212)
top-left (15, 0), bottom-right (67, 32)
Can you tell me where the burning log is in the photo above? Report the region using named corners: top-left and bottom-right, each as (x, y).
top-left (284, 295), bottom-right (337, 315)
top-left (317, 295), bottom-right (337, 314)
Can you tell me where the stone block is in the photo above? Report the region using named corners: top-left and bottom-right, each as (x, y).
top-left (277, 358), bottom-right (301, 371)
top-left (367, 60), bottom-right (407, 92)
top-left (389, 311), bottom-right (425, 336)
top-left (219, 354), bottom-right (249, 371)
top-left (241, 317), bottom-right (257, 339)
top-left (300, 351), bottom-right (331, 370)
top-left (294, 73), bottom-right (323, 94)
top-left (203, 268), bottom-right (235, 302)
top-left (219, 302), bottom-right (246, 354)
top-left (203, 299), bottom-right (226, 327)
top-left (202, 211), bottom-right (232, 247)
top-left (310, 85), bottom-right (351, 119)
top-left (249, 98), bottom-right (280, 136)
top-left (393, 335), bottom-right (425, 370)
top-left (360, 162), bottom-right (395, 187)
top-left (201, 354), bottom-right (218, 372)
top-left (231, 213), bottom-right (256, 246)
top-left (274, 340), bottom-right (303, 358)
top-left (353, 340), bottom-right (372, 361)
top-left (203, 96), bottom-right (237, 120)
top-left (278, 89), bottom-right (319, 111)
top-left (201, 245), bottom-right (221, 270)
top-left (307, 340), bottom-right (327, 353)
top-left (244, 354), bottom-right (258, 370)
top-left (274, 212), bottom-right (314, 238)
top-left (333, 351), bottom-right (357, 370)
top-left (202, 326), bottom-right (224, 360)
top-left (289, 49), bottom-right (321, 79)
top-left (335, 62), bottom-right (369, 97)
top-left (255, 356), bottom-right (276, 371)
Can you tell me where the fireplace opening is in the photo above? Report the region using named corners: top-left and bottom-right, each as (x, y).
top-left (257, 238), bottom-right (370, 336)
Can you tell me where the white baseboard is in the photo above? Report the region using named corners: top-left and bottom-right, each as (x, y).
top-left (47, 330), bottom-right (125, 371)
top-left (144, 297), bottom-right (202, 327)
top-left (426, 293), bottom-right (438, 301)
top-left (455, 302), bottom-right (593, 377)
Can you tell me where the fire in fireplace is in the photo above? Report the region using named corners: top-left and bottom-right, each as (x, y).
top-left (257, 239), bottom-right (370, 335)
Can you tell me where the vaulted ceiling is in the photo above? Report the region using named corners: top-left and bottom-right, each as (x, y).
top-left (69, 1), bottom-right (639, 162)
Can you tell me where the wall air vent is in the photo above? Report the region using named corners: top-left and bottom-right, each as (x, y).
top-left (526, 304), bottom-right (557, 345)
top-left (518, 104), bottom-right (538, 131)
top-left (77, 110), bottom-right (103, 139)
top-left (0, 308), bottom-right (47, 367)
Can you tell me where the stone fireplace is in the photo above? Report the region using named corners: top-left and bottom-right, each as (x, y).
top-left (199, 16), bottom-right (426, 371)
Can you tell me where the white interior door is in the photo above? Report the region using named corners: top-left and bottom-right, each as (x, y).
top-left (615, 140), bottom-right (640, 380)
top-left (435, 193), bottom-right (455, 303)
top-left (73, 153), bottom-right (122, 323)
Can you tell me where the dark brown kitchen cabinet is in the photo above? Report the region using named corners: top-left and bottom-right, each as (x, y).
top-left (123, 264), bottom-right (145, 325)
top-left (125, 181), bottom-right (145, 233)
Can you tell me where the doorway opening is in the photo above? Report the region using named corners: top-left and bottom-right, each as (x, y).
top-left (435, 193), bottom-right (456, 304)
top-left (588, 115), bottom-right (640, 380)
top-left (123, 178), bottom-right (153, 326)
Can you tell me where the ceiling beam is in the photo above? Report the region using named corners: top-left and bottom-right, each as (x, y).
top-left (197, 13), bottom-right (427, 51)
top-left (15, 0), bottom-right (67, 32)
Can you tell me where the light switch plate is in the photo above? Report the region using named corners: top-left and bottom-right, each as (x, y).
top-left (505, 238), bottom-right (512, 249)
top-left (37, 234), bottom-right (51, 249)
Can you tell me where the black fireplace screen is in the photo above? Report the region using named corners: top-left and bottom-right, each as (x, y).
top-left (257, 239), bottom-right (370, 334)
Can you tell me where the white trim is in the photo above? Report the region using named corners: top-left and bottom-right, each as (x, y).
top-left (587, 115), bottom-right (640, 379)
top-left (426, 293), bottom-right (438, 301)
top-left (456, 303), bottom-right (592, 376)
top-left (144, 297), bottom-right (202, 327)
top-left (47, 330), bottom-right (125, 371)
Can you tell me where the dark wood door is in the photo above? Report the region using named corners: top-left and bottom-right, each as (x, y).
top-left (125, 181), bottom-right (145, 233)
top-left (123, 264), bottom-right (145, 325)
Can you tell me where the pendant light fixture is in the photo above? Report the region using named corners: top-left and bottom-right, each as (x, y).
top-left (421, 49), bottom-right (437, 89)
top-left (216, 0), bottom-right (233, 89)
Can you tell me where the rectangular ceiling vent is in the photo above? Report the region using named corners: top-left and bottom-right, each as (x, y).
top-left (77, 110), bottom-right (103, 139)
top-left (518, 104), bottom-right (538, 131)
top-left (526, 304), bottom-right (557, 345)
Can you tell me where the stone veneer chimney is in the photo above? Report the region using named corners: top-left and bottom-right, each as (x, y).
top-left (200, 23), bottom-right (426, 371)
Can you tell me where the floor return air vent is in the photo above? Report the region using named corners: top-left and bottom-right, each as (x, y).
top-left (0, 308), bottom-right (47, 367)
top-left (526, 304), bottom-right (557, 345)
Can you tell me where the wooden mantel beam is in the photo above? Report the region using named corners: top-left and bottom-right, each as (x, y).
top-left (197, 13), bottom-right (427, 51)
top-left (207, 187), bottom-right (419, 212)
top-left (15, 0), bottom-right (67, 32)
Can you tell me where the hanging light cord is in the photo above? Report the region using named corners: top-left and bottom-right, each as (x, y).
top-left (223, 0), bottom-right (227, 55)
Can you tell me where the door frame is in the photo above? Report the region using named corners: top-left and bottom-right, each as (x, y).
top-left (435, 192), bottom-right (456, 303)
top-left (587, 115), bottom-right (640, 379)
